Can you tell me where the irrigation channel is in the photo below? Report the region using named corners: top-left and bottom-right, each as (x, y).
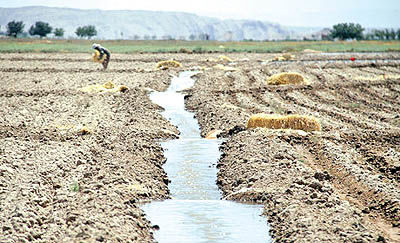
top-left (141, 71), bottom-right (270, 242)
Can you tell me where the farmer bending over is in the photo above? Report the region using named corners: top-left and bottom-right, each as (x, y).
top-left (92, 43), bottom-right (111, 70)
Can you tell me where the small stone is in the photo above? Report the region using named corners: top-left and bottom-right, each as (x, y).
top-left (377, 235), bottom-right (386, 242)
top-left (309, 182), bottom-right (323, 191)
top-left (96, 236), bottom-right (105, 242)
top-left (362, 208), bottom-right (370, 214)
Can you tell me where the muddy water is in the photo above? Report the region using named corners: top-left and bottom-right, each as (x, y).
top-left (141, 72), bottom-right (270, 242)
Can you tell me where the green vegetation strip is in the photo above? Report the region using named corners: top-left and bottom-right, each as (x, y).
top-left (0, 39), bottom-right (399, 53)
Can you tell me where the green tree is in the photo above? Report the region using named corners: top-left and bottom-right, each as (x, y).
top-left (330, 23), bottom-right (364, 40)
top-left (6, 20), bottom-right (25, 38)
top-left (75, 25), bottom-right (97, 39)
top-left (384, 29), bottom-right (391, 40)
top-left (54, 28), bottom-right (65, 38)
top-left (364, 33), bottom-right (375, 40)
top-left (29, 21), bottom-right (52, 38)
top-left (85, 25), bottom-right (97, 39)
top-left (397, 29), bottom-right (400, 40)
top-left (389, 29), bottom-right (396, 40)
top-left (373, 29), bottom-right (385, 40)
top-left (75, 26), bottom-right (85, 38)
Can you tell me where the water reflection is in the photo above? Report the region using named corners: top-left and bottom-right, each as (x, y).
top-left (142, 71), bottom-right (270, 243)
top-left (142, 200), bottom-right (268, 243)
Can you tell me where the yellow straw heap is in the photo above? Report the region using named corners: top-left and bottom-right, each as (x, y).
top-left (218, 55), bottom-right (233, 63)
top-left (78, 81), bottom-right (129, 93)
top-left (267, 72), bottom-right (309, 85)
top-left (246, 113), bottom-right (321, 132)
top-left (156, 60), bottom-right (182, 69)
top-left (93, 50), bottom-right (106, 63)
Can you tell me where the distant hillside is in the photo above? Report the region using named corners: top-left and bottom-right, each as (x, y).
top-left (0, 6), bottom-right (307, 40)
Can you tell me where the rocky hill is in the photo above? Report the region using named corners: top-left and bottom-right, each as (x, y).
top-left (0, 6), bottom-right (299, 40)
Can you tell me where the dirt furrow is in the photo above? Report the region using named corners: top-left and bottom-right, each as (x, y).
top-left (185, 53), bottom-right (400, 242)
top-left (0, 54), bottom-right (178, 242)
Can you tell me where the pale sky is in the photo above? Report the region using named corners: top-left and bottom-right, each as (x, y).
top-left (1, 0), bottom-right (399, 28)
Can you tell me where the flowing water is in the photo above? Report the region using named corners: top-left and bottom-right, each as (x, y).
top-left (141, 71), bottom-right (270, 243)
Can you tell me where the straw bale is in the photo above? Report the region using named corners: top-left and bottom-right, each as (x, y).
top-left (274, 56), bottom-right (286, 61)
top-left (103, 81), bottom-right (114, 89)
top-left (53, 124), bottom-right (92, 135)
top-left (205, 129), bottom-right (223, 139)
top-left (156, 60), bottom-right (182, 69)
top-left (274, 54), bottom-right (295, 61)
top-left (282, 53), bottom-right (295, 60)
top-left (218, 55), bottom-right (233, 63)
top-left (78, 82), bottom-right (128, 93)
top-left (267, 72), bottom-right (309, 85)
top-left (93, 50), bottom-right (106, 63)
top-left (79, 126), bottom-right (91, 135)
top-left (246, 113), bottom-right (321, 132)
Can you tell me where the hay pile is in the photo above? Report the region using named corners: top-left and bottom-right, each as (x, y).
top-left (156, 60), bottom-right (182, 69)
top-left (267, 72), bottom-right (309, 85)
top-left (274, 53), bottom-right (295, 61)
top-left (93, 50), bottom-right (106, 63)
top-left (246, 113), bottom-right (321, 132)
top-left (78, 81), bottom-right (129, 93)
top-left (205, 129), bottom-right (223, 139)
top-left (218, 55), bottom-right (233, 63)
top-left (53, 124), bottom-right (92, 135)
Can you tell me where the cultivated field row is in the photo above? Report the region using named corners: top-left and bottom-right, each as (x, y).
top-left (1, 52), bottom-right (399, 242)
top-left (0, 53), bottom-right (179, 242)
top-left (184, 52), bottom-right (400, 242)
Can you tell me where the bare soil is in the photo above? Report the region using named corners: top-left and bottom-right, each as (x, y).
top-left (0, 53), bottom-right (180, 242)
top-left (184, 52), bottom-right (400, 242)
top-left (1, 52), bottom-right (400, 242)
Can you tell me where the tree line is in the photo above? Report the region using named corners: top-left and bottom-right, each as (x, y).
top-left (328, 23), bottom-right (400, 40)
top-left (3, 20), bottom-right (400, 41)
top-left (5, 20), bottom-right (97, 39)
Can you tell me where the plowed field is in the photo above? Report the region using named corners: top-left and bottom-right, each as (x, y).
top-left (185, 52), bottom-right (400, 242)
top-left (1, 52), bottom-right (399, 242)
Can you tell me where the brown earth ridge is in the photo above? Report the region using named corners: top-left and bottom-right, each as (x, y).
top-left (184, 52), bottom-right (400, 242)
top-left (0, 52), bottom-right (399, 242)
top-left (0, 53), bottom-right (181, 242)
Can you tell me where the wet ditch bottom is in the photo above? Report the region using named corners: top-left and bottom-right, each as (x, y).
top-left (141, 71), bottom-right (270, 242)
